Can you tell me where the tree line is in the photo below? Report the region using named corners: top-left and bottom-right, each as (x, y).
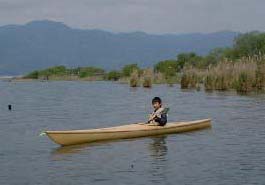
top-left (24, 32), bottom-right (265, 92)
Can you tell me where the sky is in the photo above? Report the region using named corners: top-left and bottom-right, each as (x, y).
top-left (0, 0), bottom-right (264, 34)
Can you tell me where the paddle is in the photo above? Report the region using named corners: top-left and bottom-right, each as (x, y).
top-left (144, 107), bottom-right (170, 124)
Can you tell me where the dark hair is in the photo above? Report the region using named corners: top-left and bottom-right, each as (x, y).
top-left (152, 97), bottom-right (162, 104)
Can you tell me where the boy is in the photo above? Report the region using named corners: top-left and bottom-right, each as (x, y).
top-left (147, 97), bottom-right (168, 126)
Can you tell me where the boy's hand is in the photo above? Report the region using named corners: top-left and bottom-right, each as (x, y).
top-left (148, 114), bottom-right (157, 122)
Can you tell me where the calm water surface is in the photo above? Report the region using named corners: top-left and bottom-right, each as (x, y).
top-left (0, 81), bottom-right (265, 185)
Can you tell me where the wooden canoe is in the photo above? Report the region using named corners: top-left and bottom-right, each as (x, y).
top-left (45, 119), bottom-right (211, 146)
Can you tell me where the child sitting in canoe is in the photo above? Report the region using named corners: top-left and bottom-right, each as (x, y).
top-left (147, 97), bottom-right (168, 126)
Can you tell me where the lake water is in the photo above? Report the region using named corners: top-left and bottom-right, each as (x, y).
top-left (0, 81), bottom-right (265, 185)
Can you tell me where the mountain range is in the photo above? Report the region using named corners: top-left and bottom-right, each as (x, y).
top-left (0, 20), bottom-right (238, 75)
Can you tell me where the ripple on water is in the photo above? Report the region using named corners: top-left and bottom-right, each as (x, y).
top-left (0, 81), bottom-right (265, 185)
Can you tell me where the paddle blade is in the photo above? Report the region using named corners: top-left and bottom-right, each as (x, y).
top-left (163, 107), bottom-right (170, 114)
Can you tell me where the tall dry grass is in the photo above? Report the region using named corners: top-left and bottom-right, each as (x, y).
top-left (256, 56), bottom-right (265, 90)
top-left (181, 55), bottom-right (265, 93)
top-left (181, 66), bottom-right (203, 89)
top-left (142, 68), bottom-right (153, 88)
top-left (130, 69), bottom-right (140, 87)
top-left (128, 69), bottom-right (179, 87)
top-left (153, 72), bottom-right (166, 84)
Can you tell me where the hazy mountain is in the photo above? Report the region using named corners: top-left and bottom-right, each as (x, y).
top-left (0, 20), bottom-right (238, 75)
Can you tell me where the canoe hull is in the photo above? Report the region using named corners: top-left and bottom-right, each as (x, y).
top-left (45, 119), bottom-right (211, 146)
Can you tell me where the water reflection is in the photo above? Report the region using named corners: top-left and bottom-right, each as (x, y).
top-left (52, 143), bottom-right (90, 156)
top-left (51, 140), bottom-right (113, 157)
top-left (148, 136), bottom-right (168, 159)
top-left (52, 136), bottom-right (169, 158)
top-left (148, 136), bottom-right (168, 183)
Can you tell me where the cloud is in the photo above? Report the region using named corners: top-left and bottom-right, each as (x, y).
top-left (0, 0), bottom-right (264, 33)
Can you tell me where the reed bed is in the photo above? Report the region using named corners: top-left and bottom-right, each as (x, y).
top-left (142, 68), bottom-right (153, 88)
top-left (181, 56), bottom-right (265, 93)
top-left (130, 69), bottom-right (140, 87)
top-left (153, 72), bottom-right (166, 84)
top-left (181, 66), bottom-right (203, 89)
top-left (128, 69), bottom-right (179, 88)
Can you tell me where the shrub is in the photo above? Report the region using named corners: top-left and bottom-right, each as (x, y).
top-left (38, 66), bottom-right (67, 77)
top-left (106, 71), bottom-right (121, 81)
top-left (154, 60), bottom-right (178, 77)
top-left (79, 67), bottom-right (105, 78)
top-left (24, 71), bottom-right (39, 79)
top-left (122, 64), bottom-right (139, 77)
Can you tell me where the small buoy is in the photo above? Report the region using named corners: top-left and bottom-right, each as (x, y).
top-left (8, 104), bottom-right (12, 111)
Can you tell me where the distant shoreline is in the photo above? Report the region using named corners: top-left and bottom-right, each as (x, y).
top-left (9, 76), bottom-right (104, 82)
top-left (6, 32), bottom-right (265, 93)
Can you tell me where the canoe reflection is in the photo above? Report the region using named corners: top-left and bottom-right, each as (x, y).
top-left (51, 143), bottom-right (90, 156)
top-left (51, 136), bottom-right (168, 158)
top-left (51, 140), bottom-right (113, 156)
top-left (148, 136), bottom-right (168, 159)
